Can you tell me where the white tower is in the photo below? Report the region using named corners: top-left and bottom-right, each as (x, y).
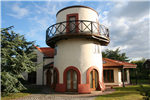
top-left (46, 5), bottom-right (109, 93)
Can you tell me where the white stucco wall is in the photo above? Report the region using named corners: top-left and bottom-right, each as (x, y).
top-left (54, 38), bottom-right (103, 84)
top-left (57, 7), bottom-right (98, 23)
top-left (104, 68), bottom-right (130, 86)
top-left (56, 7), bottom-right (99, 34)
top-left (36, 49), bottom-right (44, 85)
top-left (43, 58), bottom-right (54, 85)
top-left (22, 49), bottom-right (54, 86)
top-left (119, 68), bottom-right (130, 86)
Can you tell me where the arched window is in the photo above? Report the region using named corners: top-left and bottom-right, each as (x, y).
top-left (66, 69), bottom-right (78, 92)
top-left (90, 69), bottom-right (98, 90)
top-left (46, 69), bottom-right (52, 86)
top-left (54, 70), bottom-right (57, 89)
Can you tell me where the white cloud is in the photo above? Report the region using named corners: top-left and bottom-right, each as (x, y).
top-left (7, 3), bottom-right (29, 19)
top-left (26, 29), bottom-right (45, 41)
top-left (75, 0), bottom-right (84, 4)
top-left (25, 1), bottom-right (63, 44)
top-left (99, 1), bottom-right (149, 60)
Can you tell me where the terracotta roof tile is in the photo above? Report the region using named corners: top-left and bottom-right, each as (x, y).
top-left (34, 46), bottom-right (54, 57)
top-left (40, 47), bottom-right (54, 57)
top-left (103, 58), bottom-right (137, 68)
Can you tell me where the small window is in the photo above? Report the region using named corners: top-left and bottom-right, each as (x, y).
top-left (55, 45), bottom-right (57, 55)
top-left (145, 64), bottom-right (149, 68)
top-left (28, 71), bottom-right (36, 84)
top-left (94, 43), bottom-right (100, 53)
top-left (103, 61), bottom-right (106, 63)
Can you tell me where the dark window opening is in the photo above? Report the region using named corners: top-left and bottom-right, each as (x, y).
top-left (28, 71), bottom-right (36, 84)
top-left (55, 45), bottom-right (57, 55)
top-left (103, 69), bottom-right (114, 83)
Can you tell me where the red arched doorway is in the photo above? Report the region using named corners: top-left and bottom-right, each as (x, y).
top-left (90, 69), bottom-right (98, 90)
top-left (86, 66), bottom-right (100, 91)
top-left (63, 66), bottom-right (81, 92)
top-left (46, 69), bottom-right (52, 86)
top-left (53, 67), bottom-right (59, 90)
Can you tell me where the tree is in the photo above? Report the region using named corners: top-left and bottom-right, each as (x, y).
top-left (102, 47), bottom-right (130, 62)
top-left (130, 58), bottom-right (149, 79)
top-left (1, 26), bottom-right (41, 96)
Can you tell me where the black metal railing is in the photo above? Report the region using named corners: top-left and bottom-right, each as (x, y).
top-left (46, 20), bottom-right (109, 41)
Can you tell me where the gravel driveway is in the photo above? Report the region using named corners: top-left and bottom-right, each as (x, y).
top-left (13, 85), bottom-right (115, 100)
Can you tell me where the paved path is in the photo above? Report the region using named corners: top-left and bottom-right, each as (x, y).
top-left (13, 86), bottom-right (115, 100)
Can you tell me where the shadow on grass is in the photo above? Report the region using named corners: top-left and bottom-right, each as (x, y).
top-left (0, 85), bottom-right (43, 97)
top-left (95, 85), bottom-right (150, 100)
top-left (114, 85), bottom-right (150, 91)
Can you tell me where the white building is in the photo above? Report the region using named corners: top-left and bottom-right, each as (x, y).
top-left (23, 5), bottom-right (137, 94)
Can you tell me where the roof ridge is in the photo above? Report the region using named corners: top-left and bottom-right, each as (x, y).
top-left (103, 58), bottom-right (123, 66)
top-left (34, 45), bottom-right (43, 53)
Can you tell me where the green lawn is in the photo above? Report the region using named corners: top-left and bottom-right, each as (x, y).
top-left (131, 79), bottom-right (150, 84)
top-left (1, 87), bottom-right (42, 100)
top-left (95, 85), bottom-right (150, 100)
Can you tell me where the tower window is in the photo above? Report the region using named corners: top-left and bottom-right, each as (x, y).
top-left (103, 61), bottom-right (106, 63)
top-left (94, 43), bottom-right (100, 53)
top-left (55, 45), bottom-right (57, 55)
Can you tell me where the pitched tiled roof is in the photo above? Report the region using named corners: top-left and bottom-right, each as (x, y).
top-left (40, 47), bottom-right (54, 57)
top-left (103, 58), bottom-right (137, 68)
top-left (35, 46), bottom-right (54, 57)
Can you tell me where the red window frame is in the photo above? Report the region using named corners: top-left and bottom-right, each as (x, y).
top-left (66, 13), bottom-right (79, 34)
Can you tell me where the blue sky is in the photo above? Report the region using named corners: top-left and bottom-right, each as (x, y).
top-left (1, 1), bottom-right (150, 61)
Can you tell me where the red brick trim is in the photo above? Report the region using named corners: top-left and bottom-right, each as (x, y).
top-left (102, 64), bottom-right (104, 83)
top-left (55, 84), bottom-right (66, 93)
top-left (51, 82), bottom-right (54, 89)
top-left (63, 66), bottom-right (81, 92)
top-left (78, 84), bottom-right (91, 94)
top-left (86, 66), bottom-right (106, 91)
top-left (99, 82), bottom-right (106, 91)
top-left (86, 66), bottom-right (100, 84)
top-left (105, 85), bottom-right (119, 87)
top-left (66, 13), bottom-right (79, 33)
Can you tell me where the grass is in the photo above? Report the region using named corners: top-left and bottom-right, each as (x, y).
top-left (95, 85), bottom-right (150, 100)
top-left (1, 87), bottom-right (42, 100)
top-left (131, 79), bottom-right (150, 84)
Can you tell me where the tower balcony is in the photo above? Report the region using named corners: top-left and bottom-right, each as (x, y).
top-left (46, 20), bottom-right (110, 48)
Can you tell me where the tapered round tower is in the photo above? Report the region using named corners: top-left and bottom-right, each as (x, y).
top-left (46, 5), bottom-right (109, 93)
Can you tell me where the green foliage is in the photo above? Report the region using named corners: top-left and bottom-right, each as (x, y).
top-left (137, 84), bottom-right (150, 100)
top-left (102, 47), bottom-right (130, 62)
top-left (1, 26), bottom-right (41, 96)
top-left (130, 58), bottom-right (149, 80)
